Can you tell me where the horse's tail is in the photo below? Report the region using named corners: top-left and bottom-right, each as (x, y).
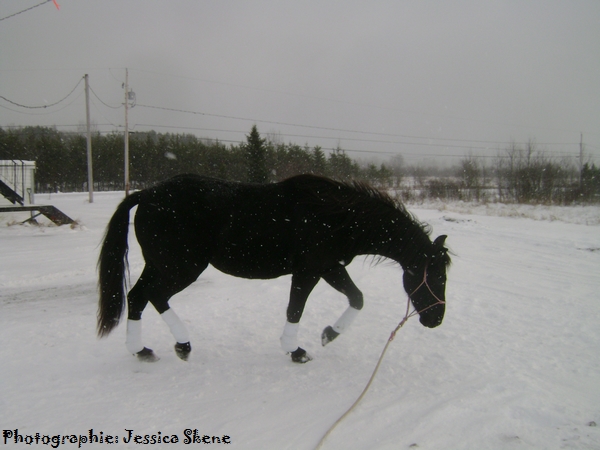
top-left (97, 192), bottom-right (142, 338)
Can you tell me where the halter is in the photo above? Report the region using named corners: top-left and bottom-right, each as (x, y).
top-left (389, 263), bottom-right (446, 341)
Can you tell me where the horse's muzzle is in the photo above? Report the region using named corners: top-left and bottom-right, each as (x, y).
top-left (419, 314), bottom-right (443, 328)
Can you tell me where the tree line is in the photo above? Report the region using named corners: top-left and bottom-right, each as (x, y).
top-left (421, 140), bottom-right (599, 204)
top-left (0, 126), bottom-right (597, 204)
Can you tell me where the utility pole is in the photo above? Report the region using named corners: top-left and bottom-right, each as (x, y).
top-left (124, 68), bottom-right (130, 196)
top-left (580, 133), bottom-right (583, 189)
top-left (84, 74), bottom-right (93, 203)
top-left (123, 68), bottom-right (136, 197)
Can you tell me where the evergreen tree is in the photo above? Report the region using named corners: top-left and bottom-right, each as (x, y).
top-left (328, 146), bottom-right (358, 181)
top-left (244, 125), bottom-right (269, 183)
top-left (581, 163), bottom-right (600, 200)
top-left (312, 146), bottom-right (327, 176)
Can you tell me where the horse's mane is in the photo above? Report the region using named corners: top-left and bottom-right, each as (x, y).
top-left (289, 174), bottom-right (431, 237)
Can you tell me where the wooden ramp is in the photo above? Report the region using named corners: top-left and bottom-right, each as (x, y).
top-left (0, 205), bottom-right (75, 226)
top-left (0, 167), bottom-right (74, 226)
top-left (0, 179), bottom-right (25, 205)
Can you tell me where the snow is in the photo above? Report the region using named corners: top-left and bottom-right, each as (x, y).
top-left (1, 192), bottom-right (599, 449)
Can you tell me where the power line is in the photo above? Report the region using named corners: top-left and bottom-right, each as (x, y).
top-left (88, 85), bottom-right (121, 109)
top-left (137, 103), bottom-right (466, 141)
top-left (123, 123), bottom-right (585, 160)
top-left (88, 97), bottom-right (122, 129)
top-left (0, 90), bottom-right (84, 116)
top-left (0, 77), bottom-right (84, 109)
top-left (130, 122), bottom-right (579, 155)
top-left (136, 103), bottom-right (580, 149)
top-left (0, 0), bottom-right (55, 22)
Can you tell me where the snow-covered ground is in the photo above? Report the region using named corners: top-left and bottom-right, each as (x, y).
top-left (1, 192), bottom-right (599, 449)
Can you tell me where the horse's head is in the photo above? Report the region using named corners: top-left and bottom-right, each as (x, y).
top-left (402, 235), bottom-right (450, 328)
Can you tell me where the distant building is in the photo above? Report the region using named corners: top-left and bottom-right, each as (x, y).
top-left (0, 160), bottom-right (36, 205)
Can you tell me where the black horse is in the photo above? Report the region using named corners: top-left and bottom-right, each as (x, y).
top-left (98, 174), bottom-right (450, 363)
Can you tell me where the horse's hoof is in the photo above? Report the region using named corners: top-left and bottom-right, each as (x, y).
top-left (136, 347), bottom-right (160, 362)
top-left (175, 342), bottom-right (192, 361)
top-left (321, 326), bottom-right (339, 346)
top-left (290, 347), bottom-right (313, 363)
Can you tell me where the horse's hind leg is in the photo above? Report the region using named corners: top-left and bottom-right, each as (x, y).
top-left (126, 267), bottom-right (159, 362)
top-left (148, 259), bottom-right (208, 361)
top-left (321, 267), bottom-right (364, 346)
top-left (126, 264), bottom-right (200, 362)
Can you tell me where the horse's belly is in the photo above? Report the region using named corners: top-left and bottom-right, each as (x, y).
top-left (210, 256), bottom-right (291, 279)
top-left (210, 240), bottom-right (292, 279)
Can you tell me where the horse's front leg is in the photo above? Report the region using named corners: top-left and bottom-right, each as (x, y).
top-left (280, 273), bottom-right (319, 363)
top-left (321, 267), bottom-right (364, 346)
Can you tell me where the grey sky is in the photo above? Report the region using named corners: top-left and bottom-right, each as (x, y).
top-left (1, 1), bottom-right (599, 165)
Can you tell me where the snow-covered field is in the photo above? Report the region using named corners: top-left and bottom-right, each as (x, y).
top-left (1, 192), bottom-right (599, 450)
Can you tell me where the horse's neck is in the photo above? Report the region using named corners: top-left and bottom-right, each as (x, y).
top-left (355, 212), bottom-right (429, 269)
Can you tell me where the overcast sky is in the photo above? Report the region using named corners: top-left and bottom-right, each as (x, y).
top-left (1, 1), bottom-right (599, 166)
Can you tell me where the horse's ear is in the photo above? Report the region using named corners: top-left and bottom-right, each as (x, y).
top-left (433, 235), bottom-right (447, 248)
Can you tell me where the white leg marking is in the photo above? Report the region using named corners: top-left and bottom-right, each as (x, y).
top-left (125, 319), bottom-right (144, 354)
top-left (333, 306), bottom-right (360, 334)
top-left (280, 321), bottom-right (300, 353)
top-left (161, 308), bottom-right (190, 343)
